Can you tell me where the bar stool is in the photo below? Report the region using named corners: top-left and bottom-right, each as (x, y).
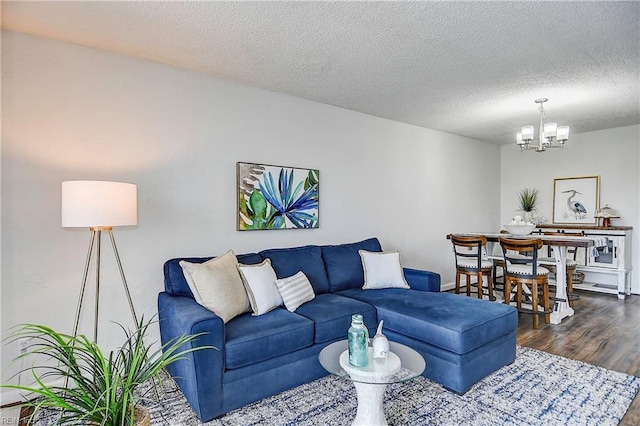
top-left (449, 234), bottom-right (495, 300)
top-left (493, 230), bottom-right (529, 298)
top-left (538, 232), bottom-right (581, 308)
top-left (499, 237), bottom-right (551, 329)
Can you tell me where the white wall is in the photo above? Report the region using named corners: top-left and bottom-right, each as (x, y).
top-left (500, 124), bottom-right (640, 293)
top-left (0, 31), bottom-right (500, 397)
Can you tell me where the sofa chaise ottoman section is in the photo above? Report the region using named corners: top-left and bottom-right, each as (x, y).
top-left (340, 289), bottom-right (516, 354)
top-left (390, 327), bottom-right (516, 393)
top-left (339, 287), bottom-right (518, 393)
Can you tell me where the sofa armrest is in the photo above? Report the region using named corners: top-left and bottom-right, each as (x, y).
top-left (157, 292), bottom-right (225, 421)
top-left (403, 268), bottom-right (441, 292)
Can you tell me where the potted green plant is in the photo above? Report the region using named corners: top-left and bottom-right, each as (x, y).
top-left (518, 188), bottom-right (539, 222)
top-left (2, 318), bottom-right (211, 425)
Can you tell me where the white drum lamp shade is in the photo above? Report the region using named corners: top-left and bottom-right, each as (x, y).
top-left (62, 181), bottom-right (137, 228)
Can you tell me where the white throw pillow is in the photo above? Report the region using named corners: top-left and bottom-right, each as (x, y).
top-left (238, 259), bottom-right (283, 316)
top-left (359, 250), bottom-right (410, 289)
top-left (179, 250), bottom-right (250, 323)
top-left (275, 271), bottom-right (316, 312)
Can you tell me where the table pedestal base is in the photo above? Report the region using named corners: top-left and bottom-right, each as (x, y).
top-left (549, 245), bottom-right (574, 325)
top-left (550, 304), bottom-right (574, 324)
top-left (352, 381), bottom-right (388, 426)
top-left (319, 342), bottom-right (425, 426)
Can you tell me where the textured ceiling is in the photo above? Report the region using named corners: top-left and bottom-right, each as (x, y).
top-left (2, 1), bottom-right (639, 145)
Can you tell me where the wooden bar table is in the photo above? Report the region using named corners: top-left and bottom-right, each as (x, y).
top-left (448, 233), bottom-right (594, 324)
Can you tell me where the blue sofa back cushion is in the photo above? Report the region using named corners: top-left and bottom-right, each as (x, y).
top-left (163, 253), bottom-right (264, 297)
top-left (260, 245), bottom-right (330, 294)
top-left (321, 237), bottom-right (382, 292)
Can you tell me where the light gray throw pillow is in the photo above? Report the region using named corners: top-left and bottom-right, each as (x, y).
top-left (180, 250), bottom-right (250, 323)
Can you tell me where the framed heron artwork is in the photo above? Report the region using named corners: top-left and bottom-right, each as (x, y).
top-left (552, 176), bottom-right (600, 225)
top-left (237, 162), bottom-right (319, 231)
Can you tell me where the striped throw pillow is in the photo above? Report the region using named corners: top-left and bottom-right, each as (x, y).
top-left (275, 271), bottom-right (316, 312)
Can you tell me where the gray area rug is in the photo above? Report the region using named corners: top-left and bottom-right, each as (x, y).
top-left (34, 346), bottom-right (640, 425)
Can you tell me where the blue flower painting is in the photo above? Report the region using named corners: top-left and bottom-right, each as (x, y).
top-left (238, 162), bottom-right (319, 230)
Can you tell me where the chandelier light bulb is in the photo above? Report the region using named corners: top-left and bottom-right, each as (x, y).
top-left (544, 122), bottom-right (558, 139)
top-left (557, 126), bottom-right (570, 142)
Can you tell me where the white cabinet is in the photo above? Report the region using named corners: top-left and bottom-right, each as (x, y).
top-left (534, 225), bottom-right (633, 299)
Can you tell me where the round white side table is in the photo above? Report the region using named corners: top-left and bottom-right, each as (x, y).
top-left (319, 340), bottom-right (425, 426)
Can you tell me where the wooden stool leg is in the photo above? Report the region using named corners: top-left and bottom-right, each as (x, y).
top-left (477, 273), bottom-right (483, 299)
top-left (486, 270), bottom-right (494, 301)
top-left (493, 263), bottom-right (498, 288)
top-left (543, 280), bottom-right (551, 324)
top-left (516, 282), bottom-right (523, 311)
top-left (504, 278), bottom-right (512, 306)
top-left (567, 267), bottom-right (575, 308)
top-left (466, 273), bottom-right (471, 296)
top-left (455, 271), bottom-right (461, 294)
top-left (493, 262), bottom-right (504, 293)
top-left (531, 281), bottom-right (539, 329)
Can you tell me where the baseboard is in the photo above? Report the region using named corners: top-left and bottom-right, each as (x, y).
top-left (442, 276), bottom-right (483, 292)
top-left (1, 388), bottom-right (27, 407)
top-left (441, 280), bottom-right (504, 302)
top-left (1, 378), bottom-right (65, 407)
top-left (443, 270), bottom-right (505, 293)
top-left (441, 282), bottom-right (455, 292)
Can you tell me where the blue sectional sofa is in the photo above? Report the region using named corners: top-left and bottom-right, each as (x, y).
top-left (158, 238), bottom-right (517, 422)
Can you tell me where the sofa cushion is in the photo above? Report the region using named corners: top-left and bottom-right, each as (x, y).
top-left (164, 253), bottom-right (263, 297)
top-left (339, 288), bottom-right (517, 355)
top-left (178, 250), bottom-right (250, 323)
top-left (321, 238), bottom-right (382, 292)
top-left (238, 259), bottom-right (283, 316)
top-left (260, 245), bottom-right (330, 294)
top-left (294, 293), bottom-right (377, 344)
top-left (360, 250), bottom-right (410, 289)
top-left (225, 309), bottom-right (314, 369)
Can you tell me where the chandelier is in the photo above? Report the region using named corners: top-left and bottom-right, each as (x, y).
top-left (516, 98), bottom-right (569, 152)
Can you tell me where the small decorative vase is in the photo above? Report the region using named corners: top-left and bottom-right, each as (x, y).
top-left (348, 314), bottom-right (368, 367)
top-left (372, 320), bottom-right (389, 359)
top-left (523, 211), bottom-right (534, 223)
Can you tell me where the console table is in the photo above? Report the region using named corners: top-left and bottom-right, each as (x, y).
top-left (534, 225), bottom-right (633, 300)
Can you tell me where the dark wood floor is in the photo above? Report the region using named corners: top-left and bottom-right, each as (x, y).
top-left (515, 290), bottom-right (640, 426)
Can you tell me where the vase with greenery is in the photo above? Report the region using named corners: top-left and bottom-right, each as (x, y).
top-left (518, 188), bottom-right (539, 222)
top-left (2, 318), bottom-right (211, 425)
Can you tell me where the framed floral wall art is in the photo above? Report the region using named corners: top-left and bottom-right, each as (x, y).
top-left (237, 162), bottom-right (319, 230)
top-left (552, 175), bottom-right (600, 225)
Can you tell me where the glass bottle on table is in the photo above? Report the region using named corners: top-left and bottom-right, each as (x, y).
top-left (348, 314), bottom-right (369, 367)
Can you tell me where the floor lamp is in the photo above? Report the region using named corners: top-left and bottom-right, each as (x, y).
top-left (62, 180), bottom-right (138, 342)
